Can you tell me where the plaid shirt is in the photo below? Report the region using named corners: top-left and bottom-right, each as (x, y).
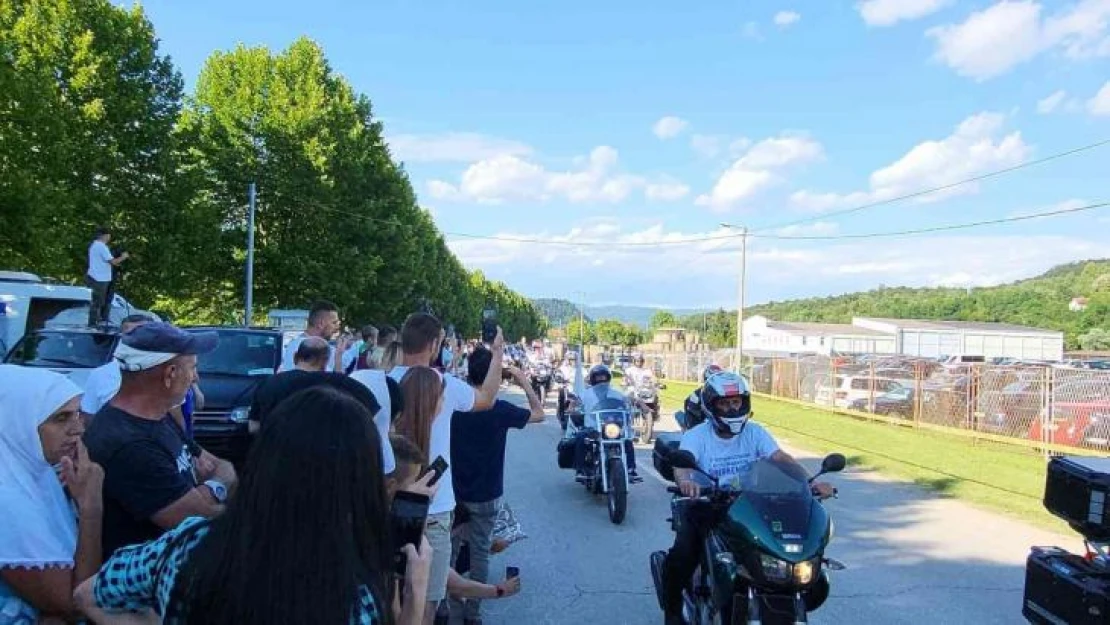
top-left (94, 517), bottom-right (382, 624)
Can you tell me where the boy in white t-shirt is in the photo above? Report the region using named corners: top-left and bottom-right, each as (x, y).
top-left (387, 313), bottom-right (504, 625)
top-left (659, 371), bottom-right (836, 625)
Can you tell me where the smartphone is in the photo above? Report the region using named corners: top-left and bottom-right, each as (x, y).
top-left (420, 455), bottom-right (449, 487)
top-left (481, 308), bottom-right (497, 344)
top-left (390, 491), bottom-right (430, 576)
top-left (506, 566), bottom-right (520, 579)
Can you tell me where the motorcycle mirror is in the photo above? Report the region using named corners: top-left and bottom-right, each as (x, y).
top-left (667, 449), bottom-right (699, 470)
top-left (821, 453), bottom-right (847, 474)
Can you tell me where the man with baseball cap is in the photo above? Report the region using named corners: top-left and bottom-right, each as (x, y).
top-left (84, 322), bottom-right (238, 558)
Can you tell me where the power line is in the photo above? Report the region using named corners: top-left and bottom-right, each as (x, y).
top-left (749, 137), bottom-right (1110, 234)
top-left (264, 185), bottom-right (1108, 248)
top-left (441, 201), bottom-right (1108, 247)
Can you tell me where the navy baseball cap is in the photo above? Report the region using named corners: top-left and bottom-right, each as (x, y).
top-left (115, 322), bottom-right (219, 371)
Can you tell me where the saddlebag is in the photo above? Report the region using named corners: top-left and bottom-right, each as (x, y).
top-left (652, 433), bottom-right (682, 482)
top-left (1023, 546), bottom-right (1110, 625)
top-left (1044, 456), bottom-right (1110, 540)
top-left (556, 439), bottom-right (576, 470)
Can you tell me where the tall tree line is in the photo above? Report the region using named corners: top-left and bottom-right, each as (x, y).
top-left (0, 1), bottom-right (545, 338)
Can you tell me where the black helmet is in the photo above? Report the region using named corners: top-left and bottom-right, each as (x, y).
top-left (587, 364), bottom-right (612, 386)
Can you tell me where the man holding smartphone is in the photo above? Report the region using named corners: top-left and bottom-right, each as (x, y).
top-left (449, 347), bottom-right (544, 625)
top-left (388, 313), bottom-right (505, 625)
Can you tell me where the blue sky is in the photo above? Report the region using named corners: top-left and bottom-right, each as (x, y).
top-left (132, 0), bottom-right (1110, 309)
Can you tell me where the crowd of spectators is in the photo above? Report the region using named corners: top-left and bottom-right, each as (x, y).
top-left (0, 300), bottom-right (543, 625)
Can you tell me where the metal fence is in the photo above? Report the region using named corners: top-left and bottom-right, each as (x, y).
top-left (644, 350), bottom-right (1110, 452)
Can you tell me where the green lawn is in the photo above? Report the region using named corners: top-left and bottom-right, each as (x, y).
top-left (658, 380), bottom-right (1068, 533)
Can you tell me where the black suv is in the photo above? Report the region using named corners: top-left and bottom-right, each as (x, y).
top-left (186, 327), bottom-right (283, 465)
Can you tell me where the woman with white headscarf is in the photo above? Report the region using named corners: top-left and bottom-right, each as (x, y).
top-left (0, 365), bottom-right (104, 624)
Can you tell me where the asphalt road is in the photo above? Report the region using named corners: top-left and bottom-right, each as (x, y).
top-left (463, 388), bottom-right (1080, 625)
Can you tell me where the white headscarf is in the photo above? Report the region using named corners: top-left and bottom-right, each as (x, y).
top-left (0, 365), bottom-right (83, 569)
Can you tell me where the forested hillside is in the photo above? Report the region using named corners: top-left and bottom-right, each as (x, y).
top-left (676, 260), bottom-right (1110, 349)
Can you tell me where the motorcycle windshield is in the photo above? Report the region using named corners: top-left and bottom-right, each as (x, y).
top-left (734, 457), bottom-right (813, 539)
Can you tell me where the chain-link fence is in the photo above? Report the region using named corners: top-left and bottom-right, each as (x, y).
top-left (645, 349), bottom-right (1110, 452)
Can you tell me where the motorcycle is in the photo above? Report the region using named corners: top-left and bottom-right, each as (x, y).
top-left (649, 448), bottom-right (846, 624)
top-left (625, 373), bottom-right (662, 444)
top-left (529, 361), bottom-right (553, 405)
top-left (554, 368), bottom-right (572, 431)
top-left (557, 396), bottom-right (636, 524)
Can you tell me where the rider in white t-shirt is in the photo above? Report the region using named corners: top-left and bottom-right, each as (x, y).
top-left (622, 354), bottom-right (652, 388)
top-left (660, 371), bottom-right (836, 625)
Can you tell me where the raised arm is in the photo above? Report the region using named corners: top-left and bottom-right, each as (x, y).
top-left (473, 328), bottom-right (505, 411)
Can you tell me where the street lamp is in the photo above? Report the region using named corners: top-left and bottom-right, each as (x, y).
top-left (720, 223), bottom-right (748, 375)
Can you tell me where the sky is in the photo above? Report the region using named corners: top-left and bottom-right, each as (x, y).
top-left (130, 0), bottom-right (1110, 309)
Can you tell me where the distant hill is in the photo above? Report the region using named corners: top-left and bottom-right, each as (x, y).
top-left (733, 260), bottom-right (1110, 349)
top-left (532, 298), bottom-right (706, 328)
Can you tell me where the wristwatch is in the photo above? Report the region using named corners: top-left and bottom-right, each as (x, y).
top-left (204, 479), bottom-right (228, 504)
top-left (495, 584), bottom-right (505, 598)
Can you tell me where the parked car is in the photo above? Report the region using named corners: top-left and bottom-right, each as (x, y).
top-left (815, 375), bottom-right (905, 409)
top-left (848, 385), bottom-right (915, 418)
top-left (187, 327), bottom-right (282, 466)
top-left (3, 326), bottom-right (119, 387)
top-left (1031, 378), bottom-right (1110, 448)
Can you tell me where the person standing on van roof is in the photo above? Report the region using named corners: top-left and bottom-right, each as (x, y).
top-left (86, 227), bottom-right (129, 327)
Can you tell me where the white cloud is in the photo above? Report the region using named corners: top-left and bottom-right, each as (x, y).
top-left (1089, 81), bottom-right (1110, 115)
top-left (774, 11), bottom-right (801, 27)
top-left (387, 132), bottom-right (532, 163)
top-left (791, 112), bottom-right (1031, 212)
top-left (1006, 198), bottom-right (1090, 221)
top-left (927, 0), bottom-right (1110, 81)
top-left (447, 219), bottom-right (1107, 307)
top-left (858, 0), bottom-right (953, 26)
top-left (696, 135), bottom-right (824, 212)
top-left (645, 178), bottom-right (692, 202)
top-left (1037, 90), bottom-right (1068, 114)
top-left (741, 21), bottom-right (762, 40)
top-left (690, 135), bottom-right (751, 159)
top-left (652, 116), bottom-right (689, 140)
top-left (427, 146), bottom-right (687, 204)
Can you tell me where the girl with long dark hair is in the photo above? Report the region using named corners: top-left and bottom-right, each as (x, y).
top-left (75, 385), bottom-right (432, 625)
top-left (395, 367), bottom-right (443, 461)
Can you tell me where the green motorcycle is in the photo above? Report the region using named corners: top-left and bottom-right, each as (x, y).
top-left (650, 449), bottom-right (847, 624)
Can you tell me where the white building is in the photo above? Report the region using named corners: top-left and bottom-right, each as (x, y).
top-left (742, 316), bottom-right (897, 356)
top-left (852, 317), bottom-right (1064, 361)
top-left (742, 315), bottom-right (1066, 361)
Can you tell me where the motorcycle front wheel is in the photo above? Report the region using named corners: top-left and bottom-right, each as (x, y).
top-left (606, 457), bottom-right (627, 524)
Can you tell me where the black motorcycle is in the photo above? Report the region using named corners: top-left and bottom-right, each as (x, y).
top-left (529, 361), bottom-right (553, 405)
top-left (650, 448), bottom-right (846, 624)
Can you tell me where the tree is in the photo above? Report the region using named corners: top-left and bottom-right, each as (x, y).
top-left (1079, 329), bottom-right (1110, 351)
top-left (564, 318), bottom-right (596, 345)
top-left (649, 310), bottom-right (677, 330)
top-left (1094, 274), bottom-right (1110, 293)
top-left (0, 0), bottom-right (183, 292)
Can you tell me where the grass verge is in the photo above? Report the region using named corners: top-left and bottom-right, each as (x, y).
top-left (658, 380), bottom-right (1068, 534)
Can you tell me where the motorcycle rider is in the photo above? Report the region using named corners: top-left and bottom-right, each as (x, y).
top-left (661, 371), bottom-right (836, 625)
top-left (681, 364), bottom-right (724, 430)
top-left (569, 364), bottom-right (647, 483)
top-left (623, 354), bottom-right (653, 388)
top-left (556, 352), bottom-right (578, 421)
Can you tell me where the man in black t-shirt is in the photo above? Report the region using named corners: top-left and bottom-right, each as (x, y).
top-left (449, 347), bottom-right (545, 625)
top-left (248, 337), bottom-right (332, 433)
top-left (84, 322), bottom-right (237, 558)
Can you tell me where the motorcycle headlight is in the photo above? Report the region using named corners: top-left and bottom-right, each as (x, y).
top-left (229, 406), bottom-right (250, 423)
top-left (794, 559), bottom-right (816, 585)
top-left (603, 422), bottom-right (622, 439)
top-left (760, 554), bottom-right (791, 583)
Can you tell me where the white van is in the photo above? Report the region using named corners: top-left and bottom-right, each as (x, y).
top-left (0, 270), bottom-right (156, 357)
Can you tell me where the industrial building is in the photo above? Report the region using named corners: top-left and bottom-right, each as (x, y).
top-left (742, 315), bottom-right (1064, 361)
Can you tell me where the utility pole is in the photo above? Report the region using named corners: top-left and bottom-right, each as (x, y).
top-left (245, 182), bottom-right (257, 327)
top-left (721, 224), bottom-right (748, 375)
